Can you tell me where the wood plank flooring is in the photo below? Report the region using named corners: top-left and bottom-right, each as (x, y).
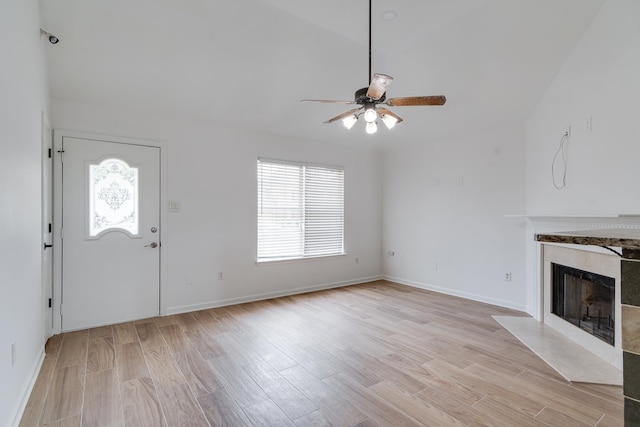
top-left (19, 281), bottom-right (623, 426)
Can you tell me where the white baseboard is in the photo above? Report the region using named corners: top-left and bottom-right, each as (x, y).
top-left (166, 275), bottom-right (384, 315)
top-left (11, 349), bottom-right (45, 427)
top-left (383, 275), bottom-right (527, 313)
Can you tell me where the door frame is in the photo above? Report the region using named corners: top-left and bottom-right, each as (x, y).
top-left (41, 112), bottom-right (53, 341)
top-left (52, 129), bottom-right (167, 334)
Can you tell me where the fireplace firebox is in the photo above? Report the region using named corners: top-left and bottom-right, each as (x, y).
top-left (551, 263), bottom-right (615, 346)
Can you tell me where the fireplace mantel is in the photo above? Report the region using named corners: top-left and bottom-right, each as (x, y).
top-left (536, 228), bottom-right (640, 250)
top-left (536, 229), bottom-right (640, 424)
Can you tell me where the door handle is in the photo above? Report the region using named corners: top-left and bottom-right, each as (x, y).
top-left (145, 242), bottom-right (158, 249)
top-left (44, 243), bottom-right (53, 250)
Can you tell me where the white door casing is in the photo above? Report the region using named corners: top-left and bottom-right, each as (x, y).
top-left (41, 112), bottom-right (53, 340)
top-left (53, 131), bottom-right (165, 332)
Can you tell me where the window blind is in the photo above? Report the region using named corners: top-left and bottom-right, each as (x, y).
top-left (257, 159), bottom-right (344, 261)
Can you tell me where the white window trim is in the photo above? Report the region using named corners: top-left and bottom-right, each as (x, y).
top-left (257, 158), bottom-right (345, 263)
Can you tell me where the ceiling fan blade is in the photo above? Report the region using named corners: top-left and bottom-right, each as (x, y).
top-left (366, 73), bottom-right (394, 100)
top-left (377, 108), bottom-right (403, 124)
top-left (301, 99), bottom-right (356, 104)
top-left (386, 96), bottom-right (447, 107)
top-left (323, 107), bottom-right (363, 124)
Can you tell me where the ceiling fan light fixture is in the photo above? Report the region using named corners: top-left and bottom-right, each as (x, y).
top-left (364, 107), bottom-right (377, 123)
top-left (381, 114), bottom-right (398, 129)
top-left (301, 0), bottom-right (446, 135)
top-left (366, 121), bottom-right (378, 135)
top-left (342, 114), bottom-right (358, 129)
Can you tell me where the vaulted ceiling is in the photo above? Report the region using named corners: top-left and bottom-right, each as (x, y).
top-left (40, 0), bottom-right (604, 149)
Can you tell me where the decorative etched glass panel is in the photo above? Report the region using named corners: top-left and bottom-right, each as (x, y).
top-left (89, 158), bottom-right (139, 237)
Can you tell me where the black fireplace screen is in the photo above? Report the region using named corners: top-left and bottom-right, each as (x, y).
top-left (552, 263), bottom-right (615, 346)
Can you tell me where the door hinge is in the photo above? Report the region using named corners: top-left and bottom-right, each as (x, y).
top-left (48, 298), bottom-right (52, 308)
top-left (48, 148), bottom-right (52, 158)
top-left (48, 223), bottom-right (52, 233)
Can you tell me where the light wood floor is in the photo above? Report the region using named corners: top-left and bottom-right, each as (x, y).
top-left (19, 281), bottom-right (624, 426)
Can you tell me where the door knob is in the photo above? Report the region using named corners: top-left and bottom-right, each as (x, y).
top-left (145, 242), bottom-right (158, 248)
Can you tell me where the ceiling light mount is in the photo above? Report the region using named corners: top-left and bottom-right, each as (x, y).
top-left (380, 10), bottom-right (398, 22)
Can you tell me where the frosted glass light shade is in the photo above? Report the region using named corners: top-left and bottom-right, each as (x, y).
top-left (342, 114), bottom-right (358, 129)
top-left (381, 114), bottom-right (398, 129)
top-left (364, 107), bottom-right (377, 123)
top-left (365, 121), bottom-right (377, 134)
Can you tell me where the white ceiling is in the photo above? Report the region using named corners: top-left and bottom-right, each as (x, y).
top-left (40, 0), bottom-right (605, 149)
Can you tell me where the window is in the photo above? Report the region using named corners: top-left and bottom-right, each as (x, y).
top-left (257, 158), bottom-right (344, 261)
top-left (89, 157), bottom-right (139, 237)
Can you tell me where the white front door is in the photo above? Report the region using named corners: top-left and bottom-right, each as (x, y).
top-left (60, 136), bottom-right (160, 331)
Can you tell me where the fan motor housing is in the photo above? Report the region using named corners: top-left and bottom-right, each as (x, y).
top-left (355, 87), bottom-right (385, 104)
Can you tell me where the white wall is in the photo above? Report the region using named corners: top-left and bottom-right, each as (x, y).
top-left (382, 125), bottom-right (527, 311)
top-left (526, 0), bottom-right (640, 215)
top-left (524, 0), bottom-right (640, 315)
top-left (52, 100), bottom-right (382, 315)
top-left (0, 0), bottom-right (51, 425)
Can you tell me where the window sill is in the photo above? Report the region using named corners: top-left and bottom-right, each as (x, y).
top-left (256, 253), bottom-right (347, 266)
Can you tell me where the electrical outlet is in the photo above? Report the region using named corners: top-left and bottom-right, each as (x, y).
top-left (505, 272), bottom-right (512, 282)
top-left (217, 272), bottom-right (223, 280)
top-left (11, 343), bottom-right (16, 366)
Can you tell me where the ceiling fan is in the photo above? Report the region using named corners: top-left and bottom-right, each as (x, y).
top-left (302, 0), bottom-right (446, 134)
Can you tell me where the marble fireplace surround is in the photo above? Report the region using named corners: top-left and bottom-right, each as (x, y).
top-left (533, 226), bottom-right (640, 425)
top-left (494, 235), bottom-right (624, 385)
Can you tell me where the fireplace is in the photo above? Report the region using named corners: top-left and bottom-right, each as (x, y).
top-left (542, 243), bottom-right (622, 370)
top-left (551, 263), bottom-right (615, 346)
